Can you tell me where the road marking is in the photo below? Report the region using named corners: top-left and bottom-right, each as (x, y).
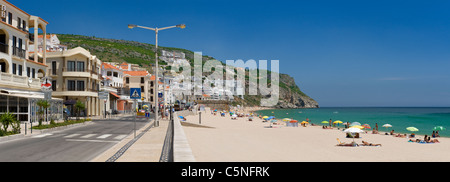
top-left (97, 134), bottom-right (112, 139)
top-left (32, 133), bottom-right (53, 138)
top-left (80, 134), bottom-right (96, 139)
top-left (114, 134), bottom-right (127, 140)
top-left (65, 139), bottom-right (117, 143)
top-left (64, 134), bottom-right (81, 138)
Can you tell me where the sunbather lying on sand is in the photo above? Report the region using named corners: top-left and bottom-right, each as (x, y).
top-left (336, 138), bottom-right (358, 147)
top-left (361, 140), bottom-right (382, 146)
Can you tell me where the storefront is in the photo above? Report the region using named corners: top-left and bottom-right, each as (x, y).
top-left (0, 89), bottom-right (63, 123)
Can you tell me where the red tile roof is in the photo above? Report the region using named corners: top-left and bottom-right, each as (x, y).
top-left (102, 63), bottom-right (119, 70)
top-left (123, 70), bottom-right (149, 76)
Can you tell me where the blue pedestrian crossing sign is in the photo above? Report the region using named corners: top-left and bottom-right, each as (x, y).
top-left (130, 88), bottom-right (141, 99)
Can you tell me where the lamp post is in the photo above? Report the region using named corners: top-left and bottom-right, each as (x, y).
top-left (128, 24), bottom-right (185, 127)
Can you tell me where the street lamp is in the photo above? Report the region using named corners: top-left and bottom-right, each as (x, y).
top-left (128, 23), bottom-right (185, 127)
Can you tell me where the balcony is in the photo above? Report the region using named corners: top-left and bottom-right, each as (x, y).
top-left (0, 72), bottom-right (40, 90)
top-left (12, 47), bottom-right (25, 59)
top-left (60, 67), bottom-right (100, 80)
top-left (0, 42), bottom-right (8, 54)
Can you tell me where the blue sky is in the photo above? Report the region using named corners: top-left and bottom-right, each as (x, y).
top-left (13, 0), bottom-right (450, 107)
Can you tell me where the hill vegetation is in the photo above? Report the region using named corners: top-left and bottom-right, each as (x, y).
top-left (57, 34), bottom-right (318, 108)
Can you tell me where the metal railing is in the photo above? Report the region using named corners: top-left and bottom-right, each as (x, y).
top-left (0, 42), bottom-right (8, 54)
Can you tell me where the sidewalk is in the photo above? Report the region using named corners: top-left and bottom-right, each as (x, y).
top-left (91, 117), bottom-right (170, 162)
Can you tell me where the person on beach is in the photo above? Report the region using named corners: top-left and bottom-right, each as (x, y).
top-left (372, 128), bottom-right (379, 134)
top-left (390, 130), bottom-right (395, 135)
top-left (375, 123), bottom-right (378, 131)
top-left (329, 119), bottom-right (332, 127)
top-left (432, 131), bottom-right (436, 138)
top-left (436, 131), bottom-right (440, 137)
top-left (361, 141), bottom-right (381, 146)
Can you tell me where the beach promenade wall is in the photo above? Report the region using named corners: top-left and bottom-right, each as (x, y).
top-left (173, 110), bottom-right (196, 162)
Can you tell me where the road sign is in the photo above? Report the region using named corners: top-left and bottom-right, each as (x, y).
top-left (130, 88), bottom-right (141, 99)
top-left (41, 77), bottom-right (52, 92)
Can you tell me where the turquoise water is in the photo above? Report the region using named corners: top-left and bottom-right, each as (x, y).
top-left (256, 107), bottom-right (450, 137)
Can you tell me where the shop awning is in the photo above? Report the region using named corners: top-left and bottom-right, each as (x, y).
top-left (110, 92), bottom-right (120, 98)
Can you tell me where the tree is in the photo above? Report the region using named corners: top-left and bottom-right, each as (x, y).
top-left (36, 99), bottom-right (50, 126)
top-left (0, 112), bottom-right (19, 134)
top-left (74, 101), bottom-right (85, 120)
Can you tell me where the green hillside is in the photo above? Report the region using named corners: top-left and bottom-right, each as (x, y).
top-left (56, 34), bottom-right (318, 108)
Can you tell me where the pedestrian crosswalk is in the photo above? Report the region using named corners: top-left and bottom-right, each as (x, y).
top-left (31, 133), bottom-right (128, 141)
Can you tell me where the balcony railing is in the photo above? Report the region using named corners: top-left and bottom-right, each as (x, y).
top-left (0, 42), bottom-right (8, 54)
top-left (0, 72), bottom-right (40, 88)
top-left (63, 67), bottom-right (98, 74)
top-left (12, 47), bottom-right (26, 59)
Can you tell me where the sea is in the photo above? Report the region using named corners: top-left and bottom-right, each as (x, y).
top-left (255, 107), bottom-right (450, 138)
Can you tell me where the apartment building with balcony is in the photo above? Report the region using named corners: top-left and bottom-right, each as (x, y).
top-left (46, 47), bottom-right (102, 117)
top-left (101, 62), bottom-right (123, 113)
top-left (0, 0), bottom-right (64, 123)
top-left (121, 70), bottom-right (153, 111)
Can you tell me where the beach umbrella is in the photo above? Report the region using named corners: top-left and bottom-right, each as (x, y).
top-left (321, 121), bottom-right (329, 124)
top-left (301, 121), bottom-right (309, 124)
top-left (362, 124), bottom-right (371, 129)
top-left (268, 116), bottom-right (275, 120)
top-left (350, 122), bottom-right (361, 126)
top-left (382, 124), bottom-right (392, 132)
top-left (406, 127), bottom-right (419, 132)
top-left (344, 127), bottom-right (364, 142)
top-left (290, 120), bottom-right (298, 123)
top-left (382, 124), bottom-right (392, 128)
top-left (333, 120), bottom-right (343, 126)
top-left (350, 125), bottom-right (365, 129)
top-left (433, 126), bottom-right (446, 131)
top-left (262, 116), bottom-right (269, 119)
top-left (333, 120), bottom-right (343, 124)
top-left (282, 118), bottom-right (291, 122)
top-left (271, 119), bottom-right (278, 123)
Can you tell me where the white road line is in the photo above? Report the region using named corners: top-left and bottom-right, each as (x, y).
top-left (114, 134), bottom-right (127, 140)
top-left (97, 134), bottom-right (112, 139)
top-left (32, 133), bottom-right (53, 138)
top-left (64, 134), bottom-right (81, 138)
top-left (65, 139), bottom-right (117, 143)
top-left (80, 134), bottom-right (96, 138)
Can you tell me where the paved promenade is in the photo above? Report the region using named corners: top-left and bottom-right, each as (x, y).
top-left (91, 117), bottom-right (170, 162)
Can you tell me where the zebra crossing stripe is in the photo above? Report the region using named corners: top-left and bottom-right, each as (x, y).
top-left (97, 134), bottom-right (112, 139)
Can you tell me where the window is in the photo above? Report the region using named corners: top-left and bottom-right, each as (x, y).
top-left (12, 36), bottom-right (16, 55)
top-left (141, 77), bottom-right (144, 83)
top-left (67, 61), bottom-right (75, 71)
top-left (113, 72), bottom-right (118, 77)
top-left (52, 61), bottom-right (57, 75)
top-left (22, 20), bottom-right (26, 31)
top-left (32, 68), bottom-right (35, 78)
top-left (8, 12), bottom-right (12, 25)
top-left (126, 77), bottom-right (129, 84)
top-left (68, 80), bottom-right (76, 91)
top-left (0, 95), bottom-right (7, 112)
top-left (77, 80), bottom-right (84, 91)
top-left (8, 96), bottom-right (17, 113)
top-left (17, 17), bottom-right (21, 29)
top-left (150, 81), bottom-right (154, 87)
top-left (52, 80), bottom-right (56, 91)
top-left (141, 86), bottom-right (144, 92)
top-left (107, 71), bottom-right (112, 76)
top-left (18, 64), bottom-right (22, 76)
top-left (77, 61), bottom-right (84, 72)
top-left (27, 67), bottom-right (30, 77)
top-left (12, 63), bottom-right (16, 74)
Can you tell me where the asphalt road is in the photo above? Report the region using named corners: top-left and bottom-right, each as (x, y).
top-left (0, 115), bottom-right (150, 162)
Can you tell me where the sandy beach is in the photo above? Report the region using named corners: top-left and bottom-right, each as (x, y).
top-left (181, 107), bottom-right (450, 162)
